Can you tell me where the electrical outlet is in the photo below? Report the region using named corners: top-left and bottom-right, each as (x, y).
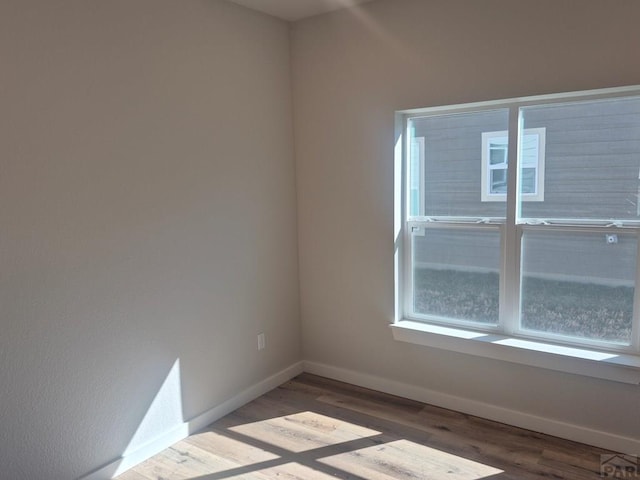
top-left (257, 333), bottom-right (265, 351)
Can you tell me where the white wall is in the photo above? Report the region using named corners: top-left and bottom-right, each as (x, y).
top-left (0, 1), bottom-right (300, 479)
top-left (292, 0), bottom-right (640, 451)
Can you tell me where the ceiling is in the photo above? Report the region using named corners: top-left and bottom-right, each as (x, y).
top-left (227, 0), bottom-right (375, 21)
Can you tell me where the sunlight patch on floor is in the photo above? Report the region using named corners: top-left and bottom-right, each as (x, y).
top-left (222, 461), bottom-right (346, 480)
top-left (188, 429), bottom-right (280, 462)
top-left (318, 439), bottom-right (504, 480)
top-left (228, 411), bottom-right (381, 453)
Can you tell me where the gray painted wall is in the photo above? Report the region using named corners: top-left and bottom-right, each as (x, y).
top-left (414, 229), bottom-right (637, 285)
top-left (0, 2), bottom-right (300, 479)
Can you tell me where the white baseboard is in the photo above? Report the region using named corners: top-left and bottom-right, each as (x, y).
top-left (303, 360), bottom-right (640, 455)
top-left (79, 361), bottom-right (304, 480)
top-left (185, 361), bottom-right (303, 436)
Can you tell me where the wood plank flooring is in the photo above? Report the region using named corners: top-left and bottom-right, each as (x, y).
top-left (117, 373), bottom-right (618, 479)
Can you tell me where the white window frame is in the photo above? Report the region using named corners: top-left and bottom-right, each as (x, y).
top-left (393, 85), bottom-right (640, 384)
top-left (481, 128), bottom-right (546, 202)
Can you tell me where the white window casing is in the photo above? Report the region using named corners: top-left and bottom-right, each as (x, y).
top-left (394, 85), bottom-right (640, 384)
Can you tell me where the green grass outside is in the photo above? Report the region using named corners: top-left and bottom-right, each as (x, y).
top-left (413, 268), bottom-right (633, 343)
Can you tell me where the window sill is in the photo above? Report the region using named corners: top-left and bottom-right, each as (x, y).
top-left (391, 320), bottom-right (640, 385)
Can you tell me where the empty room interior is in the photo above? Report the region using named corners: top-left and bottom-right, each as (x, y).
top-left (2, 0), bottom-right (640, 479)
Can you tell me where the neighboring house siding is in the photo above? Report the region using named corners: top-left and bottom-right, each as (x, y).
top-left (413, 109), bottom-right (507, 218)
top-left (412, 98), bottom-right (640, 285)
top-left (414, 229), bottom-right (635, 285)
top-left (522, 100), bottom-right (640, 220)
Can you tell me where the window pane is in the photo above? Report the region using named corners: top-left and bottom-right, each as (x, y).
top-left (409, 109), bottom-right (509, 216)
top-left (520, 96), bottom-right (640, 220)
top-left (520, 230), bottom-right (636, 344)
top-left (521, 133), bottom-right (539, 167)
top-left (521, 168), bottom-right (536, 194)
top-left (490, 169), bottom-right (507, 193)
top-left (490, 145), bottom-right (507, 165)
top-left (412, 227), bottom-right (500, 324)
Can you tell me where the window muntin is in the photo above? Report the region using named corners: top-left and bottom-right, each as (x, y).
top-left (402, 88), bottom-right (640, 354)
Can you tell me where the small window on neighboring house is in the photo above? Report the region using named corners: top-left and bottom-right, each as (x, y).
top-left (481, 128), bottom-right (545, 202)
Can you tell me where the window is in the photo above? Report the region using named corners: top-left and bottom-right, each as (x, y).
top-left (481, 128), bottom-right (545, 201)
top-left (396, 87), bottom-right (640, 364)
top-left (484, 132), bottom-right (508, 195)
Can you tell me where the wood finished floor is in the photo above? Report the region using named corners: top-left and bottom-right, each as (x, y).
top-left (116, 373), bottom-right (615, 479)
